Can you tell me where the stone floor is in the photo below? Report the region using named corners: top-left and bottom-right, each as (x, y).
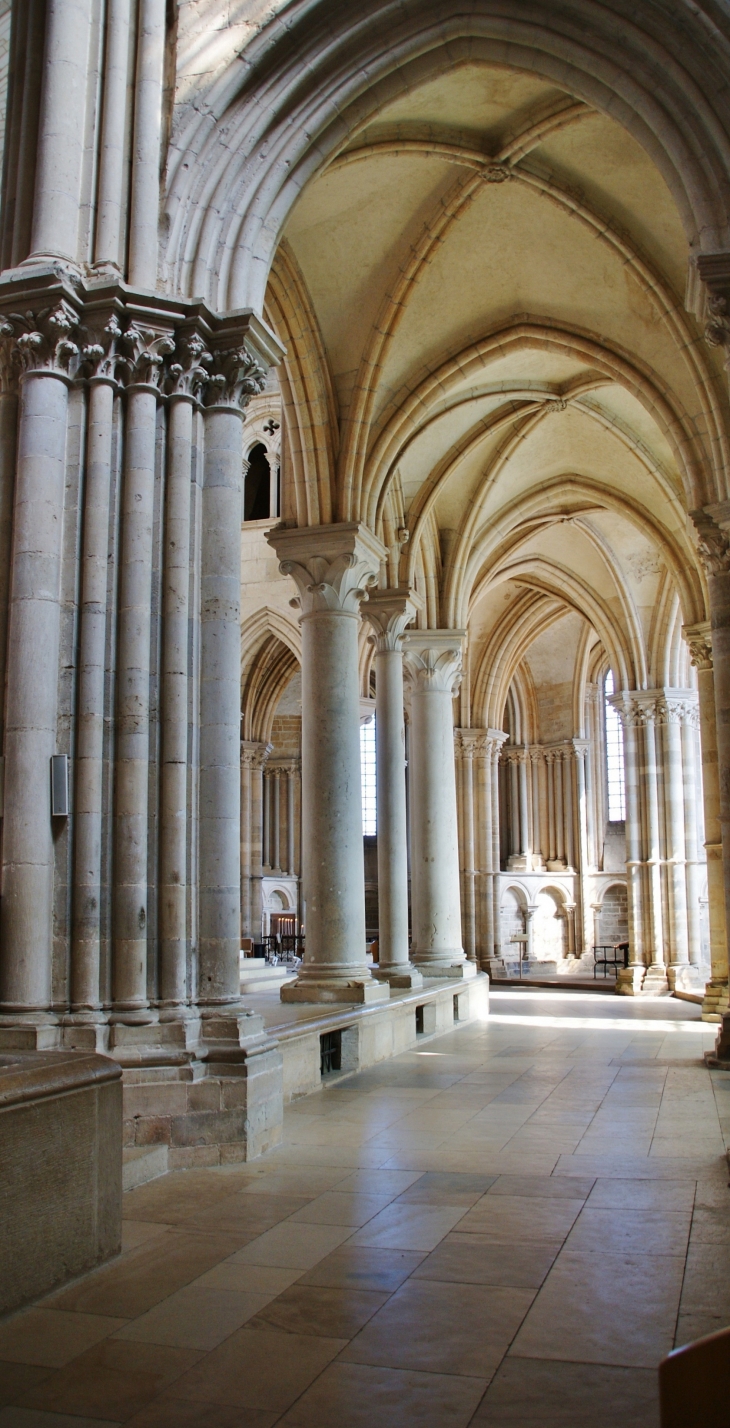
top-left (1, 989), bottom-right (729, 1427)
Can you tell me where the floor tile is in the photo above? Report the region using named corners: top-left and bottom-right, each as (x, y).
top-left (455, 1194), bottom-right (584, 1243)
top-left (348, 1202), bottom-right (467, 1251)
top-left (275, 1361), bottom-right (488, 1427)
top-left (248, 1283), bottom-right (388, 1338)
top-left (17, 1340), bottom-right (202, 1422)
top-left (393, 1171), bottom-right (497, 1206)
top-left (564, 1206), bottom-right (691, 1257)
top-left (486, 1175), bottom-right (595, 1200)
top-left (289, 1191), bottom-right (395, 1226)
top-left (47, 1233), bottom-right (245, 1319)
top-left (190, 1262), bottom-right (303, 1294)
top-left (111, 1285), bottom-right (274, 1349)
top-left (0, 1310), bottom-right (128, 1368)
top-left (470, 1355), bottom-right (659, 1425)
top-left (0, 1410), bottom-right (122, 1428)
top-left (123, 1400), bottom-right (277, 1427)
top-left (586, 1177), bottom-right (696, 1211)
top-left (230, 1222), bottom-right (353, 1270)
top-left (297, 1244), bottom-right (426, 1292)
top-left (412, 1233), bottom-right (558, 1288)
top-left (0, 1366), bottom-right (53, 1410)
top-left (167, 1326), bottom-right (346, 1412)
top-left (510, 1248), bottom-right (685, 1367)
top-left (342, 1279), bottom-right (534, 1375)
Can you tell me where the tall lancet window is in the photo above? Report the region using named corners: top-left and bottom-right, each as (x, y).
top-left (604, 669), bottom-right (626, 822)
top-left (360, 717), bottom-right (377, 835)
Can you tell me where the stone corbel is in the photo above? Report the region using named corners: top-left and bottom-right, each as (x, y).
top-left (267, 522), bottom-right (387, 618)
top-left (693, 253), bottom-right (730, 373)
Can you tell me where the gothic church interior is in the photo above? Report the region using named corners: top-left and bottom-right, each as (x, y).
top-left (2, 2), bottom-right (730, 1424)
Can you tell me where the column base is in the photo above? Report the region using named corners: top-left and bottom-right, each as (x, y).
top-left (615, 965), bottom-right (646, 996)
top-left (702, 978), bottom-right (730, 1023)
top-left (372, 965), bottom-right (424, 989)
top-left (416, 960), bottom-right (477, 981)
top-left (666, 963), bottom-right (708, 993)
top-left (705, 1010), bottom-right (730, 1067)
top-left (281, 978), bottom-right (390, 1005)
top-left (640, 963), bottom-right (670, 996)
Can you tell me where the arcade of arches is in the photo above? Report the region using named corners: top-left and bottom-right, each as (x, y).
top-left (5, 2), bottom-right (730, 1411)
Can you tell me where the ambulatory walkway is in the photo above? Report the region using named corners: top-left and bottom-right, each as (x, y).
top-left (1, 990), bottom-right (729, 1427)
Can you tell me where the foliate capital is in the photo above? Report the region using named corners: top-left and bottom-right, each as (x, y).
top-left (683, 620), bottom-right (713, 671)
top-left (241, 740), bottom-right (273, 770)
top-left (363, 586), bottom-right (422, 652)
top-left (610, 688), bottom-right (699, 729)
top-left (167, 331), bottom-right (213, 402)
top-left (267, 522), bottom-right (386, 618)
top-left (691, 505), bottom-right (730, 577)
top-left (0, 300), bottom-right (80, 384)
top-left (124, 323), bottom-right (176, 389)
top-left (403, 631), bottom-right (465, 695)
top-left (204, 342), bottom-right (267, 412)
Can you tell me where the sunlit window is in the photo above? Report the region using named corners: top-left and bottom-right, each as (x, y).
top-left (360, 717), bottom-right (377, 835)
top-left (604, 669), bottom-right (626, 822)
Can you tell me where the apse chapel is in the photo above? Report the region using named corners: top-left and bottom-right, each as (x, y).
top-left (2, 2), bottom-right (730, 1425)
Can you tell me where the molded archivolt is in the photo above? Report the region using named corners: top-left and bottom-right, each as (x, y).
top-left (166, 0), bottom-right (730, 315)
top-left (240, 610), bottom-right (302, 744)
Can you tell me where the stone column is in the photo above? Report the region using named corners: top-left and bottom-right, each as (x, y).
top-left (198, 341), bottom-right (266, 1007)
top-left (459, 735), bottom-right (477, 962)
top-left (112, 324), bottom-right (173, 1020)
top-left (70, 318), bottom-right (124, 1020)
top-left (0, 303), bottom-right (79, 1021)
top-left (272, 768), bottom-right (281, 872)
top-left (244, 741), bottom-right (272, 943)
top-left (403, 631), bottom-right (475, 980)
top-left (614, 701), bottom-right (647, 994)
top-left (690, 507), bottom-right (730, 1054)
top-left (518, 751), bottom-right (531, 860)
top-left (128, 0), bottom-right (165, 289)
top-left (240, 744), bottom-right (254, 938)
top-left (93, 0), bottom-right (133, 273)
top-left (491, 735), bottom-right (506, 957)
top-left (362, 588), bottom-right (422, 988)
top-left (287, 765), bottom-right (296, 875)
top-left (29, 0), bottom-right (93, 264)
top-left (267, 523), bottom-right (389, 1004)
top-left (158, 336), bottom-right (211, 1013)
top-left (684, 621), bottom-right (728, 1020)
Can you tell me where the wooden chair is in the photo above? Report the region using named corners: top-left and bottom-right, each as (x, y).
top-left (659, 1326), bottom-right (730, 1426)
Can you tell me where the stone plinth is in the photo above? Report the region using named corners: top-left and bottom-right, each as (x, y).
top-left (0, 1051), bottom-right (122, 1317)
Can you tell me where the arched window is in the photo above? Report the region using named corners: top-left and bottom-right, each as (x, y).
top-left (244, 443), bottom-right (272, 521)
top-left (360, 716), bottom-right (376, 835)
top-left (604, 669), bottom-right (626, 822)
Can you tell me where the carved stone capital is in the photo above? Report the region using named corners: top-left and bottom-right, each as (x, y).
top-left (363, 586), bottom-right (422, 652)
top-left (0, 300), bottom-right (80, 385)
top-left (683, 620), bottom-right (713, 671)
top-left (403, 631), bottom-right (465, 695)
top-left (267, 522), bottom-right (386, 618)
top-left (78, 312), bottom-right (128, 384)
top-left (123, 323), bottom-right (176, 390)
top-left (690, 507), bottom-right (730, 577)
top-left (610, 688), bottom-right (699, 729)
top-left (241, 740), bottom-right (273, 770)
top-left (455, 728), bottom-right (501, 760)
top-left (205, 342), bottom-right (267, 412)
top-left (166, 331), bottom-right (213, 402)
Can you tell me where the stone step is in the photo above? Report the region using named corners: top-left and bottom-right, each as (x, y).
top-left (122, 1144), bottom-right (169, 1191)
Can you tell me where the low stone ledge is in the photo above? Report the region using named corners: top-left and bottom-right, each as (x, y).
top-left (0, 1051), bottom-right (122, 1318)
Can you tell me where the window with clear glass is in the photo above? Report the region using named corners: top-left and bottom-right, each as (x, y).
top-left (360, 717), bottom-right (377, 835)
top-left (604, 669), bottom-right (626, 822)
